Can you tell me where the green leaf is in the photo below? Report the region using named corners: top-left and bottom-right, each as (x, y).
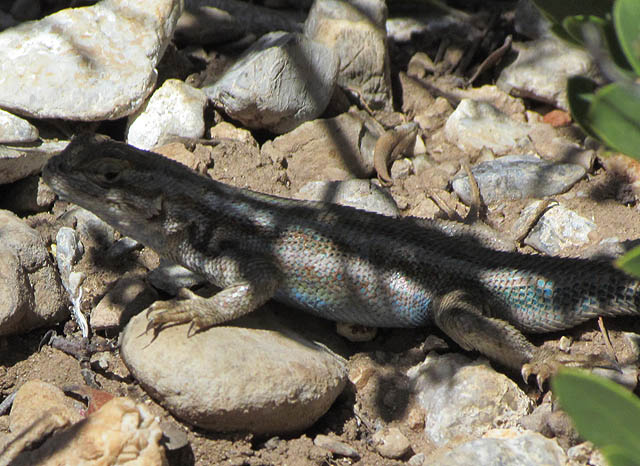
top-left (614, 0), bottom-right (640, 75)
top-left (567, 76), bottom-right (599, 139)
top-left (532, 0), bottom-right (612, 26)
top-left (552, 369), bottom-right (640, 464)
top-left (616, 245), bottom-right (640, 278)
top-left (600, 446), bottom-right (640, 466)
top-left (588, 82), bottom-right (640, 159)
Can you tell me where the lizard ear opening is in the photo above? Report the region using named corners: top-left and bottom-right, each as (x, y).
top-left (89, 158), bottom-right (132, 185)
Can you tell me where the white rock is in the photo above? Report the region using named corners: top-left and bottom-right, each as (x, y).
top-left (0, 109), bottom-right (38, 143)
top-left (0, 0), bottom-right (183, 120)
top-left (127, 79), bottom-right (207, 150)
top-left (408, 353), bottom-right (532, 447)
top-left (444, 99), bottom-right (532, 154)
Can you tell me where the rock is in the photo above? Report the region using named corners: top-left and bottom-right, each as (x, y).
top-left (372, 427), bottom-right (412, 459)
top-left (127, 79), bottom-right (207, 150)
top-left (147, 261), bottom-right (206, 296)
top-left (0, 109), bottom-right (38, 143)
top-left (209, 121), bottom-right (258, 147)
top-left (516, 201), bottom-right (597, 255)
top-left (0, 140), bottom-right (68, 185)
top-left (444, 99), bottom-right (532, 155)
top-left (452, 155), bottom-right (586, 206)
top-left (296, 179), bottom-right (399, 217)
top-left (514, 0), bottom-right (551, 39)
top-left (8, 397), bottom-right (166, 466)
top-left (91, 274), bottom-right (159, 331)
top-left (261, 111), bottom-right (377, 190)
top-left (314, 434), bottom-right (359, 458)
top-left (9, 380), bottom-right (84, 434)
top-left (0, 0), bottom-right (182, 120)
top-left (0, 210), bottom-right (67, 336)
top-left (175, 0), bottom-right (303, 45)
top-left (0, 175), bottom-right (55, 213)
top-left (408, 353), bottom-right (532, 446)
top-left (121, 308), bottom-right (348, 434)
top-left (305, 0), bottom-right (392, 111)
top-left (204, 31), bottom-right (337, 134)
top-left (497, 36), bottom-right (595, 110)
top-left (429, 430), bottom-right (566, 466)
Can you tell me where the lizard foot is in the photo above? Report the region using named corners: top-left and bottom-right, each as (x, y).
top-left (144, 288), bottom-right (207, 335)
top-left (521, 348), bottom-right (620, 391)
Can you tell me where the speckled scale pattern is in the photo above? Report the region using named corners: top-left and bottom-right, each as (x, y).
top-left (43, 136), bottom-right (640, 337)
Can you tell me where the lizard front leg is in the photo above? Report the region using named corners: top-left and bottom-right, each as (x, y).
top-left (145, 251), bottom-right (281, 334)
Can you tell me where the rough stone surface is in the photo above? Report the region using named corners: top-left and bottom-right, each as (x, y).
top-left (408, 353), bottom-right (532, 447)
top-left (8, 396), bottom-right (166, 466)
top-left (452, 155), bottom-right (586, 206)
top-left (444, 99), bottom-right (532, 154)
top-left (497, 36), bottom-right (595, 110)
top-left (518, 201), bottom-right (597, 255)
top-left (204, 31), bottom-right (337, 134)
top-left (121, 308), bottom-right (348, 434)
top-left (0, 210), bottom-right (67, 336)
top-left (127, 79), bottom-right (207, 150)
top-left (0, 0), bottom-right (183, 120)
top-left (261, 111), bottom-right (377, 191)
top-left (296, 179), bottom-right (399, 217)
top-left (0, 109), bottom-right (38, 143)
top-left (429, 430), bottom-right (566, 466)
top-left (305, 0), bottom-right (392, 111)
top-left (0, 140), bottom-right (68, 185)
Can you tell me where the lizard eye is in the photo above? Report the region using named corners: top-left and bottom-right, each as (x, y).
top-left (90, 158), bottom-right (130, 184)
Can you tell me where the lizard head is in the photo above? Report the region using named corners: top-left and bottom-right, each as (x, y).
top-left (43, 134), bottom-right (205, 253)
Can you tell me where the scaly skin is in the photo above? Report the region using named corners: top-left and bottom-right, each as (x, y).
top-left (43, 135), bottom-right (640, 384)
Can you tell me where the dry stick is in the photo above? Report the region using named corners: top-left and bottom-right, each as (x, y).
top-left (467, 34), bottom-right (512, 86)
top-left (597, 316), bottom-right (620, 366)
top-left (513, 199), bottom-right (556, 245)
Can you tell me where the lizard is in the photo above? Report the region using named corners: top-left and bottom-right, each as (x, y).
top-left (43, 134), bottom-right (640, 387)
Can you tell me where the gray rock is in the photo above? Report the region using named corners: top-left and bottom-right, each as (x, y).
top-left (204, 31), bottom-right (337, 134)
top-left (297, 179), bottom-right (399, 217)
top-left (430, 431), bottom-right (566, 466)
top-left (305, 0), bottom-right (392, 111)
top-left (0, 0), bottom-right (182, 120)
top-left (0, 140), bottom-right (68, 185)
top-left (516, 201), bottom-right (596, 255)
top-left (0, 210), bottom-right (67, 336)
top-left (127, 79), bottom-right (207, 150)
top-left (444, 99), bottom-right (532, 155)
top-left (452, 155), bottom-right (586, 206)
top-left (59, 207), bottom-right (117, 249)
top-left (121, 308), bottom-right (348, 434)
top-left (147, 260), bottom-right (207, 296)
top-left (408, 353), bottom-right (532, 447)
top-left (0, 109), bottom-right (38, 143)
top-left (497, 36), bottom-right (595, 110)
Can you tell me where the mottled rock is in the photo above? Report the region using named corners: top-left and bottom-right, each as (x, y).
top-left (444, 99), bottom-right (532, 154)
top-left (0, 140), bottom-right (68, 185)
top-left (0, 0), bottom-right (182, 120)
top-left (0, 210), bottom-right (67, 336)
top-left (204, 31), bottom-right (337, 134)
top-left (452, 155), bottom-right (586, 206)
top-left (305, 0), bottom-right (392, 111)
top-left (408, 353), bottom-right (532, 446)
